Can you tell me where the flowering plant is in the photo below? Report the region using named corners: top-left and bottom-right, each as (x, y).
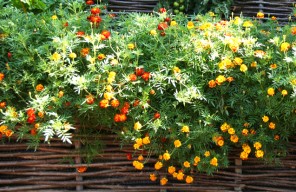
top-left (1, 1), bottom-right (296, 185)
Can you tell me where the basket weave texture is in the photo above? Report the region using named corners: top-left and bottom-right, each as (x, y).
top-left (108, 0), bottom-right (159, 13)
top-left (0, 135), bottom-right (296, 191)
top-left (232, 0), bottom-right (296, 22)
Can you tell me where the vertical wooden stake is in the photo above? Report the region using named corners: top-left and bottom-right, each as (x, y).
top-left (234, 158), bottom-right (242, 192)
top-left (75, 140), bottom-right (83, 191)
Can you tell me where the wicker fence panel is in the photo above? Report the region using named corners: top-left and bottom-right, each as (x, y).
top-left (232, 0), bottom-right (296, 22)
top-left (0, 136), bottom-right (295, 191)
top-left (107, 0), bottom-right (159, 13)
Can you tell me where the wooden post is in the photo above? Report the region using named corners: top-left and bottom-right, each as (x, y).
top-left (234, 158), bottom-right (242, 192)
top-left (75, 140), bottom-right (83, 191)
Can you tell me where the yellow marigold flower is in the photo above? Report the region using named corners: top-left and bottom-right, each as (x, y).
top-left (51, 52), bottom-right (61, 61)
top-left (217, 138), bottom-right (224, 147)
top-left (270, 64), bottom-right (277, 69)
top-left (243, 20), bottom-right (253, 28)
top-left (215, 75), bottom-right (227, 85)
top-left (103, 92), bottom-right (113, 100)
top-left (269, 122), bottom-right (276, 129)
top-left (240, 151), bottom-right (249, 160)
top-left (251, 61), bottom-right (257, 68)
top-left (210, 157), bottom-right (218, 166)
top-left (187, 21), bottom-right (195, 29)
top-left (262, 115), bottom-right (269, 122)
top-left (133, 160), bottom-right (144, 170)
top-left (51, 15), bottom-right (58, 20)
top-left (172, 172), bottom-right (178, 178)
top-left (135, 138), bottom-right (143, 146)
top-left (267, 87), bottom-right (275, 96)
top-left (150, 173), bottom-right (157, 181)
top-left (185, 175), bottom-right (194, 184)
top-left (218, 58), bottom-right (233, 70)
top-left (240, 64), bottom-right (248, 72)
top-left (228, 127), bottom-right (235, 135)
top-left (58, 91), bottom-right (64, 98)
top-left (108, 71), bottom-right (116, 78)
top-left (257, 12), bottom-right (264, 19)
top-left (133, 143), bottom-right (141, 150)
top-left (69, 52), bottom-right (77, 59)
top-left (154, 161), bottom-right (163, 170)
top-left (194, 156), bottom-right (201, 165)
top-left (281, 90), bottom-right (288, 96)
top-left (233, 57), bottom-right (243, 65)
top-left (38, 111), bottom-right (44, 118)
top-left (209, 11), bottom-right (215, 17)
top-left (183, 161), bottom-right (190, 168)
top-left (138, 155), bottom-right (144, 161)
top-left (173, 66), bottom-right (181, 74)
top-left (230, 134), bottom-right (239, 143)
top-left (181, 125), bottom-right (190, 133)
top-left (36, 84), bottom-right (44, 92)
top-left (229, 43), bottom-right (239, 53)
top-left (163, 151), bottom-right (170, 161)
top-left (170, 20), bottom-right (177, 26)
top-left (271, 16), bottom-right (277, 21)
top-left (168, 166), bottom-right (176, 174)
top-left (177, 172), bottom-right (184, 181)
top-left (150, 29), bottom-right (157, 36)
top-left (142, 136), bottom-right (150, 145)
top-left (254, 142), bottom-right (262, 150)
top-left (134, 121), bottom-right (142, 131)
top-left (242, 144), bottom-right (251, 154)
top-left (242, 129), bottom-right (249, 136)
top-left (174, 139), bottom-right (182, 148)
top-left (127, 43), bottom-right (135, 50)
top-left (220, 122), bottom-right (230, 132)
top-left (280, 42), bottom-right (290, 52)
top-left (107, 77), bottom-right (114, 84)
top-left (234, 17), bottom-right (242, 25)
top-left (291, 79), bottom-right (296, 85)
top-left (204, 151), bottom-right (210, 157)
top-left (255, 150), bottom-right (264, 158)
top-left (160, 177), bottom-right (168, 185)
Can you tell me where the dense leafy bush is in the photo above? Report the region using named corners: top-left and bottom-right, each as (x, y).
top-left (0, 0), bottom-right (296, 185)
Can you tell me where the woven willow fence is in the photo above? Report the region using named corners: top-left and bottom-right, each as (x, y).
top-left (232, 0), bottom-right (296, 22)
top-left (0, 135), bottom-right (295, 192)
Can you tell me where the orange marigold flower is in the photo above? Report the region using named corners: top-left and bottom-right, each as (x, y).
top-left (99, 99), bottom-right (109, 108)
top-left (150, 173), bottom-right (157, 181)
top-left (138, 155), bottom-right (144, 161)
top-left (154, 161), bottom-right (163, 170)
top-left (97, 53), bottom-right (106, 60)
top-left (194, 156), bottom-right (201, 166)
top-left (0, 125), bottom-right (8, 134)
top-left (254, 50), bottom-right (266, 58)
top-left (269, 122), bottom-right (276, 129)
top-left (163, 151), bottom-right (170, 161)
top-left (291, 27), bottom-right (296, 35)
top-left (187, 21), bottom-right (195, 29)
top-left (185, 175), bottom-right (194, 184)
top-left (174, 139), bottom-right (182, 148)
top-left (36, 84), bottom-right (44, 91)
top-left (270, 64), bottom-right (277, 69)
top-left (0, 101), bottom-right (6, 108)
top-left (5, 129), bottom-right (13, 137)
top-left (80, 48), bottom-right (90, 57)
top-left (183, 161), bottom-right (190, 168)
top-left (227, 77), bottom-right (234, 82)
top-left (0, 73), bottom-right (5, 81)
top-left (242, 129), bottom-right (249, 136)
top-left (208, 80), bottom-right (216, 88)
top-left (271, 16), bottom-right (277, 21)
top-left (176, 172), bottom-right (184, 181)
top-left (210, 157), bottom-right (218, 166)
top-left (77, 166), bottom-right (87, 173)
top-left (168, 166), bottom-right (176, 174)
top-left (240, 151), bottom-right (249, 160)
top-left (274, 134), bottom-right (280, 140)
top-left (160, 177), bottom-right (168, 185)
top-left (129, 74), bottom-right (137, 81)
top-left (38, 111), bottom-right (44, 118)
top-left (242, 144), bottom-right (251, 154)
top-left (110, 99), bottom-right (120, 108)
top-left (142, 136), bottom-right (150, 145)
top-left (255, 150), bottom-right (264, 158)
top-left (230, 134), bottom-right (239, 143)
top-left (253, 142), bottom-right (262, 150)
top-left (220, 122), bottom-right (230, 132)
